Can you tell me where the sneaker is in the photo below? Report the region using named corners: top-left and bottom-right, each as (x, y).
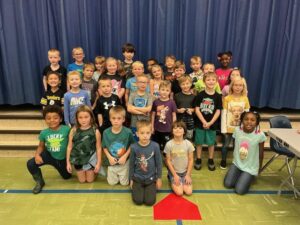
top-left (194, 158), bottom-right (202, 170)
top-left (220, 160), bottom-right (227, 170)
top-left (208, 159), bottom-right (216, 171)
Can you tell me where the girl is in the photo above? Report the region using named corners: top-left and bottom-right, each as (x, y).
top-left (93, 56), bottom-right (106, 81)
top-left (216, 51), bottom-right (233, 90)
top-left (150, 64), bottom-right (163, 99)
top-left (66, 105), bottom-right (102, 183)
top-left (222, 68), bottom-right (245, 97)
top-left (224, 111), bottom-right (266, 195)
top-left (220, 77), bottom-right (250, 169)
top-left (164, 121), bottom-right (194, 196)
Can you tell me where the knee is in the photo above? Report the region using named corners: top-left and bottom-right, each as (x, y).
top-left (144, 198), bottom-right (156, 206)
top-left (132, 197), bottom-right (144, 205)
top-left (173, 188), bottom-right (184, 196)
top-left (27, 158), bottom-right (35, 170)
top-left (120, 179), bottom-right (129, 186)
top-left (184, 189), bottom-right (193, 196)
top-left (235, 185), bottom-right (249, 195)
top-left (62, 173), bottom-right (72, 180)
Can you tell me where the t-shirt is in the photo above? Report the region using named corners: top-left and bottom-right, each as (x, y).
top-left (129, 141), bottom-right (162, 182)
top-left (81, 79), bottom-right (98, 104)
top-left (232, 127), bottom-right (267, 176)
top-left (39, 125), bottom-right (70, 160)
top-left (126, 76), bottom-right (150, 93)
top-left (40, 89), bottom-right (64, 107)
top-left (164, 139), bottom-right (194, 174)
top-left (94, 94), bottom-right (121, 128)
top-left (101, 74), bottom-right (125, 97)
top-left (215, 68), bottom-right (232, 90)
top-left (43, 65), bottom-right (67, 93)
top-left (121, 61), bottom-right (133, 79)
top-left (171, 79), bottom-right (182, 95)
top-left (67, 63), bottom-right (84, 76)
top-left (221, 95), bottom-right (250, 133)
top-left (174, 92), bottom-right (195, 130)
top-left (193, 90), bottom-right (222, 130)
top-left (102, 127), bottom-right (135, 159)
top-left (152, 99), bottom-right (177, 132)
top-left (64, 90), bottom-right (91, 126)
top-left (194, 79), bottom-right (221, 94)
top-left (128, 91), bottom-right (153, 127)
top-left (189, 71), bottom-right (204, 85)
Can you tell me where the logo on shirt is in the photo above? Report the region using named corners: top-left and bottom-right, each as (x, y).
top-left (70, 97), bottom-right (85, 106)
top-left (46, 134), bottom-right (64, 152)
top-left (200, 98), bottom-right (215, 115)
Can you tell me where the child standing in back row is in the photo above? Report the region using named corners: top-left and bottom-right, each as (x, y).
top-left (67, 47), bottom-right (85, 75)
top-left (121, 43), bottom-right (136, 79)
top-left (216, 51), bottom-right (233, 90)
top-left (194, 72), bottom-right (222, 171)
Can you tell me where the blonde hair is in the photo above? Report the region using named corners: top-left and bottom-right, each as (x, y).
top-left (151, 64), bottom-right (164, 79)
top-left (75, 105), bottom-right (96, 128)
top-left (98, 77), bottom-right (112, 86)
top-left (72, 47), bottom-right (84, 55)
top-left (178, 75), bottom-right (192, 85)
top-left (174, 60), bottom-right (186, 71)
top-left (159, 80), bottom-right (172, 90)
top-left (190, 56), bottom-right (202, 63)
top-left (165, 55), bottom-right (176, 62)
top-left (48, 48), bottom-right (60, 56)
top-left (67, 71), bottom-right (81, 80)
top-left (136, 120), bottom-right (152, 131)
top-left (105, 57), bottom-right (118, 66)
top-left (95, 56), bottom-right (106, 64)
top-left (229, 77), bottom-right (248, 96)
top-left (203, 72), bottom-right (217, 82)
top-left (109, 106), bottom-right (126, 119)
top-left (137, 74), bottom-right (149, 81)
top-left (202, 63), bottom-right (215, 72)
top-left (83, 63), bottom-right (95, 71)
top-left (132, 61), bottom-right (144, 69)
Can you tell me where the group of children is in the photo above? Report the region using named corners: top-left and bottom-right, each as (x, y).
top-left (27, 44), bottom-right (267, 206)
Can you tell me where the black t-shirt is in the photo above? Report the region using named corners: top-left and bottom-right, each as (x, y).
top-left (171, 79), bottom-right (182, 95)
top-left (43, 65), bottom-right (67, 93)
top-left (193, 91), bottom-right (222, 130)
top-left (40, 89), bottom-right (64, 107)
top-left (101, 74), bottom-right (125, 97)
top-left (174, 92), bottom-right (195, 129)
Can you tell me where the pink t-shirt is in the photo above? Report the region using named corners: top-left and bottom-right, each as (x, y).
top-left (216, 68), bottom-right (232, 90)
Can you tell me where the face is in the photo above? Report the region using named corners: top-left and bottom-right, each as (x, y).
top-left (147, 60), bottom-right (156, 72)
top-left (159, 86), bottom-right (171, 99)
top-left (174, 68), bottom-right (185, 78)
top-left (190, 60), bottom-right (201, 72)
top-left (173, 126), bottom-right (185, 138)
top-left (137, 77), bottom-right (148, 91)
top-left (232, 80), bottom-right (244, 94)
top-left (99, 80), bottom-right (112, 95)
top-left (47, 74), bottom-right (60, 88)
top-left (204, 76), bottom-right (217, 89)
top-left (110, 113), bottom-right (125, 127)
top-left (68, 74), bottom-right (81, 88)
top-left (45, 112), bottom-right (61, 130)
top-left (219, 54), bottom-right (231, 68)
top-left (180, 80), bottom-right (192, 93)
top-left (165, 58), bottom-right (175, 69)
top-left (132, 65), bottom-right (144, 77)
top-left (48, 52), bottom-right (61, 64)
top-left (136, 126), bottom-right (152, 144)
top-left (95, 62), bottom-right (104, 71)
top-left (230, 70), bottom-right (241, 81)
top-left (152, 67), bottom-right (162, 79)
top-left (123, 51), bottom-right (134, 61)
top-left (83, 67), bottom-right (94, 79)
top-left (77, 111), bottom-right (91, 128)
top-left (106, 60), bottom-right (118, 74)
top-left (242, 113), bottom-right (257, 133)
top-left (203, 64), bottom-right (215, 73)
top-left (73, 50), bottom-right (84, 63)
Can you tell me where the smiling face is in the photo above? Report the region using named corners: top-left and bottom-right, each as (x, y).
top-left (174, 67), bottom-right (185, 79)
top-left (137, 76), bottom-right (148, 92)
top-left (152, 66), bottom-right (163, 79)
top-left (204, 74), bottom-right (217, 90)
top-left (219, 54), bottom-right (232, 68)
top-left (73, 49), bottom-right (84, 64)
top-left (132, 65), bottom-right (144, 77)
top-left (242, 112), bottom-right (257, 133)
top-left (231, 79), bottom-right (244, 95)
top-left (159, 86), bottom-right (171, 99)
top-left (179, 80), bottom-right (192, 93)
top-left (106, 59), bottom-right (118, 75)
top-left (47, 74), bottom-right (60, 88)
top-left (68, 73), bottom-right (81, 89)
top-left (45, 112), bottom-right (61, 130)
top-left (203, 64), bottom-right (215, 73)
top-left (172, 126), bottom-right (185, 138)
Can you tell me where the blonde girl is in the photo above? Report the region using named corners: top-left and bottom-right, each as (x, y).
top-left (66, 105), bottom-right (102, 183)
top-left (150, 64), bottom-right (164, 98)
top-left (222, 68), bottom-right (245, 97)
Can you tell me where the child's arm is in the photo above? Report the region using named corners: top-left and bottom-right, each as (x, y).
top-left (125, 89), bottom-right (130, 106)
top-left (259, 142), bottom-right (265, 171)
top-left (172, 112), bottom-right (177, 122)
top-left (118, 147), bottom-right (131, 165)
top-left (155, 145), bottom-right (163, 189)
top-left (94, 129), bottom-right (102, 173)
top-left (165, 153), bottom-right (181, 186)
top-left (151, 111), bottom-right (156, 134)
top-left (127, 103), bottom-right (145, 115)
top-left (66, 128), bottom-right (75, 173)
top-left (184, 151), bottom-right (194, 185)
top-left (195, 106), bottom-right (207, 125)
top-left (64, 94), bottom-right (71, 127)
top-left (103, 147), bottom-right (117, 166)
top-left (149, 80), bottom-right (154, 96)
top-left (129, 146), bottom-right (135, 189)
top-left (98, 114), bottom-right (103, 127)
top-left (42, 76), bottom-right (47, 91)
top-left (118, 88), bottom-right (125, 100)
top-left (34, 141), bottom-right (46, 164)
top-left (207, 109), bottom-right (221, 128)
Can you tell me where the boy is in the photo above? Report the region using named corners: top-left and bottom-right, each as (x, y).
top-left (171, 61), bottom-right (186, 98)
top-left (121, 43), bottom-right (135, 79)
top-left (152, 80), bottom-right (177, 151)
top-left (127, 75), bottom-right (153, 140)
top-left (189, 56), bottom-right (204, 85)
top-left (42, 48), bottom-right (67, 93)
top-left (102, 106), bottom-right (135, 185)
top-left (67, 47), bottom-right (85, 75)
top-left (129, 120), bottom-right (162, 206)
top-left (164, 55), bottom-right (176, 81)
top-left (94, 77), bottom-right (121, 134)
top-left (81, 63), bottom-right (98, 106)
top-left (194, 72), bottom-right (222, 171)
top-left (174, 76), bottom-right (195, 140)
top-left (27, 105), bottom-right (71, 194)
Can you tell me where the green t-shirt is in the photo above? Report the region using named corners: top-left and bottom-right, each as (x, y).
top-left (102, 127), bottom-right (135, 159)
top-left (39, 125), bottom-right (70, 160)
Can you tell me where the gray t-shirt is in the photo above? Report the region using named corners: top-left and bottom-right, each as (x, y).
top-left (164, 139), bottom-right (194, 173)
top-left (128, 91), bottom-right (153, 127)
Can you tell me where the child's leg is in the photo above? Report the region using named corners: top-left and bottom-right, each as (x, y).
top-left (107, 166), bottom-right (119, 185)
top-left (118, 161), bottom-right (130, 186)
top-left (234, 171), bottom-right (254, 195)
top-left (183, 183), bottom-right (193, 196)
top-left (172, 183), bottom-right (184, 196)
top-left (144, 182), bottom-right (157, 206)
top-left (86, 170), bottom-right (96, 183)
top-left (76, 170), bottom-right (87, 183)
top-left (224, 164), bottom-right (242, 188)
top-left (131, 180), bottom-right (145, 205)
top-left (221, 134), bottom-right (233, 161)
top-left (208, 145), bottom-right (215, 159)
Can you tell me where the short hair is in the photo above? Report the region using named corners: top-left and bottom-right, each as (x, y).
top-left (132, 61), bottom-right (144, 69)
top-left (75, 105), bottom-right (96, 128)
top-left (67, 71), bottom-right (81, 80)
top-left (159, 80), bottom-right (172, 90)
top-left (202, 63), bottom-right (215, 71)
top-left (174, 60), bottom-right (186, 71)
top-left (165, 55), bottom-right (176, 62)
top-left (136, 120), bottom-right (152, 131)
top-left (43, 105), bottom-right (63, 119)
top-left (203, 72), bottom-right (217, 82)
top-left (172, 121), bottom-right (187, 135)
top-left (105, 57), bottom-right (118, 65)
top-left (109, 105), bottom-right (126, 118)
top-left (83, 63), bottom-right (95, 71)
top-left (46, 71), bottom-right (61, 81)
top-left (122, 43), bottom-right (136, 53)
top-left (94, 56), bottom-right (106, 64)
top-left (98, 76), bottom-right (112, 86)
top-left (48, 48), bottom-right (60, 56)
top-left (72, 47), bottom-right (84, 55)
top-left (178, 75), bottom-right (192, 85)
top-left (147, 58), bottom-right (158, 64)
top-left (217, 51), bottom-right (232, 59)
top-left (229, 77), bottom-right (248, 96)
top-left (137, 74), bottom-right (149, 81)
top-left (190, 56), bottom-right (202, 63)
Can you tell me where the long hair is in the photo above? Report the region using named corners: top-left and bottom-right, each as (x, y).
top-left (75, 105), bottom-right (97, 129)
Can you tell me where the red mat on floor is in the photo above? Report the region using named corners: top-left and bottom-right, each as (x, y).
top-left (153, 193), bottom-right (202, 220)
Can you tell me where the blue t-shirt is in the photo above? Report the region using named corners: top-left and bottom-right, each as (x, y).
top-left (67, 63), bottom-right (84, 76)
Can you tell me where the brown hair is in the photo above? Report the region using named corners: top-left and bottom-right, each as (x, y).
top-left (109, 105), bottom-right (126, 119)
top-left (75, 105), bottom-right (96, 128)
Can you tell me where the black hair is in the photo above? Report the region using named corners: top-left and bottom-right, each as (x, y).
top-left (217, 51), bottom-right (233, 59)
top-left (122, 43), bottom-right (136, 53)
top-left (43, 105), bottom-right (63, 119)
top-left (46, 71), bottom-right (61, 80)
top-left (147, 58), bottom-right (158, 64)
top-left (240, 111), bottom-right (261, 133)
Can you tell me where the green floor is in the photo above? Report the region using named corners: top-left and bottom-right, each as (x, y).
top-left (0, 158), bottom-right (299, 225)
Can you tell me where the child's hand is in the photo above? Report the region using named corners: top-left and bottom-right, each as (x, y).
top-left (108, 156), bottom-right (118, 166)
top-left (184, 174), bottom-right (192, 185)
top-left (130, 180), bottom-right (133, 189)
top-left (186, 108), bottom-right (192, 115)
top-left (35, 155), bottom-right (43, 165)
top-left (178, 108), bottom-right (186, 113)
top-left (173, 174), bottom-right (181, 186)
top-left (117, 155), bottom-right (127, 165)
top-left (156, 178), bottom-right (162, 189)
top-left (66, 162), bottom-right (72, 173)
top-left (94, 163), bottom-right (100, 174)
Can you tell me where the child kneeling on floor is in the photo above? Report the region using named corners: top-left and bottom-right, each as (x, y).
top-left (27, 105), bottom-right (71, 194)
